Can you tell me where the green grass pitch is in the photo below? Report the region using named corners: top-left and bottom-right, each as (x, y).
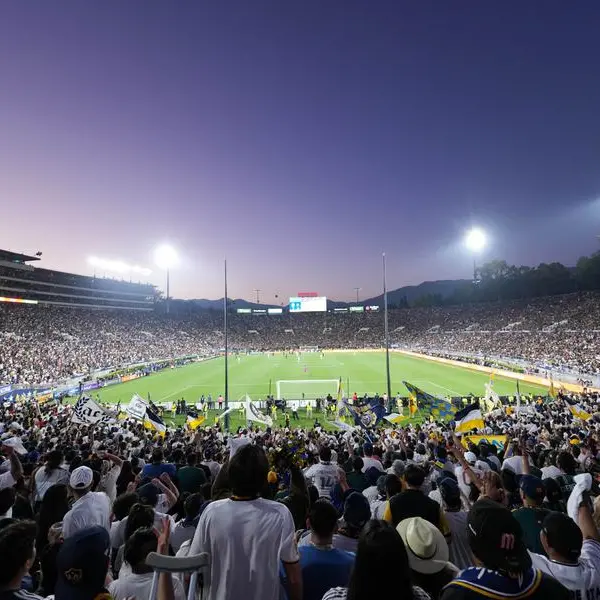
top-left (93, 352), bottom-right (548, 430)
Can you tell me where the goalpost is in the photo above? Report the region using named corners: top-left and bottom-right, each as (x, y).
top-left (276, 379), bottom-right (340, 400)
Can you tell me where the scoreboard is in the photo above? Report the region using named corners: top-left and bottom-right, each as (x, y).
top-left (289, 296), bottom-right (327, 313)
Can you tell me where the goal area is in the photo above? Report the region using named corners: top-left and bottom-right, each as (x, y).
top-left (276, 379), bottom-right (339, 400)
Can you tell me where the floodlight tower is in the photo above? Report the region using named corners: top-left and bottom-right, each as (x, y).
top-left (154, 244), bottom-right (179, 314)
top-left (464, 228), bottom-right (487, 282)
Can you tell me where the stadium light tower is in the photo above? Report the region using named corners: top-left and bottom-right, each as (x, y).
top-left (154, 244), bottom-right (179, 314)
top-left (464, 228), bottom-right (487, 282)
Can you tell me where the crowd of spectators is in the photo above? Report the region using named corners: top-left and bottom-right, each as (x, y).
top-left (2, 389), bottom-right (600, 599)
top-left (2, 291), bottom-right (600, 386)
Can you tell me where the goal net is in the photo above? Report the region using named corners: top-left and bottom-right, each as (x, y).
top-left (276, 379), bottom-right (339, 400)
top-left (299, 346), bottom-right (319, 352)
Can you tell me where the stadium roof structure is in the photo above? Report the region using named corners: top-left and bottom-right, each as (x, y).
top-left (0, 249), bottom-right (41, 263)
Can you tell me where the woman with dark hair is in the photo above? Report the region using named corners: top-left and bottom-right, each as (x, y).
top-left (113, 503), bottom-right (156, 578)
top-left (35, 483), bottom-right (69, 553)
top-left (32, 450), bottom-right (69, 508)
top-left (116, 460), bottom-right (135, 496)
top-left (323, 520), bottom-right (430, 600)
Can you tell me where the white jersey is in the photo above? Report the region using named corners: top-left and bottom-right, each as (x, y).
top-left (530, 539), bottom-right (600, 599)
top-left (304, 462), bottom-right (341, 498)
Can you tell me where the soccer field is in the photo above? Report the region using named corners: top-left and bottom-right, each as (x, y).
top-left (96, 351), bottom-right (548, 407)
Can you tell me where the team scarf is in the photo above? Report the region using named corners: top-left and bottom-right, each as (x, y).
top-left (443, 566), bottom-right (543, 599)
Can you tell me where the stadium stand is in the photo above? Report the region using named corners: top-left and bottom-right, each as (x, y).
top-left (0, 249), bottom-right (156, 310)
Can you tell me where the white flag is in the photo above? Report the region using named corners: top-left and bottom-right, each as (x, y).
top-left (126, 394), bottom-right (149, 421)
top-left (244, 396), bottom-right (273, 426)
top-left (72, 396), bottom-right (112, 425)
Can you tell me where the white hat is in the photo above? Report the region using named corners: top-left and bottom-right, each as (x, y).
top-left (2, 436), bottom-right (27, 455)
top-left (464, 451), bottom-right (477, 465)
top-left (397, 517), bottom-right (450, 574)
top-left (9, 422), bottom-right (23, 431)
top-left (70, 466), bottom-right (94, 490)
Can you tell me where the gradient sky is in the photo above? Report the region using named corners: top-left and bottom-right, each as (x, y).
top-left (2, 1), bottom-right (600, 302)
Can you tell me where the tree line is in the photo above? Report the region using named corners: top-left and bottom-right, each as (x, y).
top-left (393, 251), bottom-right (600, 308)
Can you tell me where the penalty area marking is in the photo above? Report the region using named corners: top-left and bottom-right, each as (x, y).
top-left (412, 379), bottom-right (462, 397)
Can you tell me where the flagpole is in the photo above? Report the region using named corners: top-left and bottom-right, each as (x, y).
top-left (224, 259), bottom-right (230, 432)
top-left (383, 253), bottom-right (392, 403)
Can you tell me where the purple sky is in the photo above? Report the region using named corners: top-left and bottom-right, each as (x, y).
top-left (2, 2), bottom-right (600, 302)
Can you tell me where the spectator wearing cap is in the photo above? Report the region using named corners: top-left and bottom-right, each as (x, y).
top-left (55, 526), bottom-right (111, 600)
top-left (441, 499), bottom-right (569, 600)
top-left (437, 477), bottom-right (472, 570)
top-left (0, 520), bottom-right (41, 600)
top-left (454, 451), bottom-right (482, 502)
top-left (322, 520), bottom-right (430, 600)
top-left (333, 492), bottom-right (371, 553)
top-left (189, 444), bottom-right (302, 600)
top-left (397, 517), bottom-right (458, 599)
top-left (282, 499), bottom-right (354, 600)
top-left (62, 466), bottom-right (111, 539)
top-left (512, 475), bottom-right (549, 555)
top-left (530, 502), bottom-right (600, 599)
top-left (384, 465), bottom-right (451, 542)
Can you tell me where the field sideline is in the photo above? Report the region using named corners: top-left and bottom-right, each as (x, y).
top-left (95, 351), bottom-right (548, 406)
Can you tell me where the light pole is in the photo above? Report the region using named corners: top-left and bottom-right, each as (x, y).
top-left (154, 244), bottom-right (179, 315)
top-left (224, 259), bottom-right (230, 432)
top-left (464, 228), bottom-right (487, 282)
top-left (382, 254), bottom-right (392, 402)
top-left (354, 287), bottom-right (361, 304)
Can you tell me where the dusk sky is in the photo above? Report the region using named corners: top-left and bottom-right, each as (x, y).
top-left (2, 2), bottom-right (600, 302)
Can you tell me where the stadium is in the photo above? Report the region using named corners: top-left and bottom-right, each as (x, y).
top-left (1, 247), bottom-right (599, 428)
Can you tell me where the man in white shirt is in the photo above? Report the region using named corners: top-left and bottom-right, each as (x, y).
top-left (62, 466), bottom-right (111, 539)
top-left (304, 447), bottom-right (341, 498)
top-left (530, 501), bottom-right (600, 599)
top-left (189, 444), bottom-right (302, 600)
top-left (360, 442), bottom-right (384, 473)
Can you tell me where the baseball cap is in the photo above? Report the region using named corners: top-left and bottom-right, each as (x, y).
top-left (397, 517), bottom-right (450, 574)
top-left (69, 466), bottom-right (93, 490)
top-left (467, 499), bottom-right (531, 574)
top-left (137, 483), bottom-right (159, 507)
top-left (343, 491), bottom-right (371, 530)
top-left (519, 475), bottom-right (545, 503)
top-left (438, 477), bottom-right (461, 506)
top-left (464, 452), bottom-right (477, 465)
top-left (542, 512), bottom-right (583, 562)
top-left (56, 526), bottom-right (110, 600)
